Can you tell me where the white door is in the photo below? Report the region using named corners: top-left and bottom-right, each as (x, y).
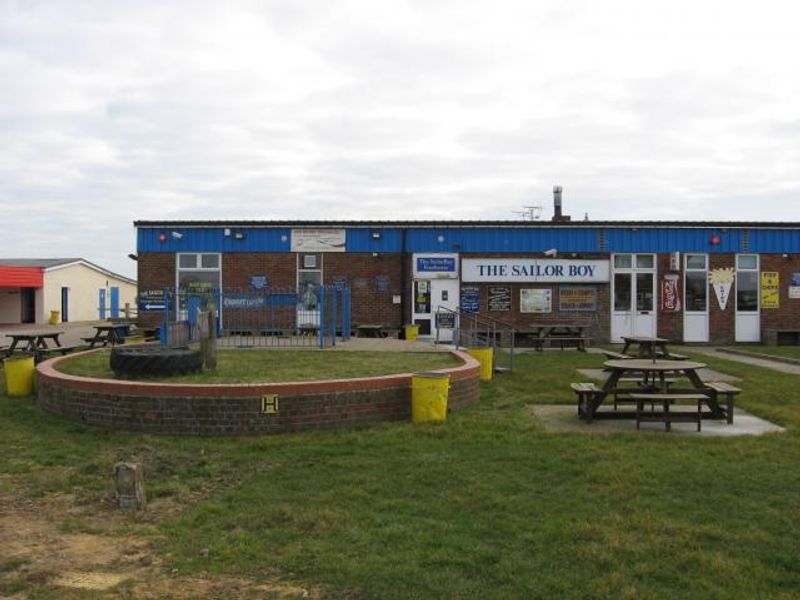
top-left (611, 255), bottom-right (657, 342)
top-left (431, 279), bottom-right (460, 342)
top-left (683, 254), bottom-right (709, 342)
top-left (735, 254), bottom-right (760, 342)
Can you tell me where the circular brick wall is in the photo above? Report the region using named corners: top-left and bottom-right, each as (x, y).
top-left (35, 349), bottom-right (481, 436)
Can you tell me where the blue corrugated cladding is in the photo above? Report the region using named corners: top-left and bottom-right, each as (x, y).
top-left (605, 228), bottom-right (742, 253)
top-left (405, 228), bottom-right (601, 252)
top-left (749, 229), bottom-right (800, 253)
top-left (137, 227), bottom-right (291, 253)
top-left (345, 228), bottom-right (403, 252)
top-left (138, 225), bottom-right (800, 254)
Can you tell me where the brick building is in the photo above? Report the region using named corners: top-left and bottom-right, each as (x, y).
top-left (134, 207), bottom-right (800, 345)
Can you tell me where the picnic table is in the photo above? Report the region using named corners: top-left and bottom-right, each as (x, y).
top-left (3, 329), bottom-right (80, 362)
top-left (82, 323), bottom-right (135, 348)
top-left (518, 323), bottom-right (589, 351)
top-left (620, 336), bottom-right (683, 360)
top-left (5, 330), bottom-right (64, 353)
top-left (356, 324), bottom-right (388, 338)
top-left (579, 359), bottom-right (730, 424)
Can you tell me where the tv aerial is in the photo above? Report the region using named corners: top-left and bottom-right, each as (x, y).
top-left (513, 204), bottom-right (543, 221)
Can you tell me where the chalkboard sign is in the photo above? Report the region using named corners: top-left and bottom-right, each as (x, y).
top-left (488, 286), bottom-right (511, 311)
top-left (461, 286), bottom-right (480, 313)
top-left (436, 311), bottom-right (456, 329)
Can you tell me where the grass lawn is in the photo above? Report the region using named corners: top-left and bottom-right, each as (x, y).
top-left (1, 349), bottom-right (799, 598)
top-left (726, 345), bottom-right (800, 360)
top-left (54, 349), bottom-right (461, 383)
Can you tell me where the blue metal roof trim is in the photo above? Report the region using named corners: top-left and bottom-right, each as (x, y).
top-left (605, 228), bottom-right (742, 253)
top-left (405, 227), bottom-right (601, 252)
top-left (749, 229), bottom-right (800, 253)
top-left (345, 228), bottom-right (403, 252)
top-left (137, 227), bottom-right (292, 252)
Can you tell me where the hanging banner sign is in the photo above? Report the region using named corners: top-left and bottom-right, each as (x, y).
top-left (710, 267), bottom-right (735, 311)
top-left (291, 228), bottom-right (346, 252)
top-left (761, 272), bottom-right (780, 309)
top-left (520, 289), bottom-right (552, 313)
top-left (462, 259), bottom-right (609, 283)
top-left (660, 274), bottom-right (681, 312)
top-left (790, 273), bottom-right (800, 299)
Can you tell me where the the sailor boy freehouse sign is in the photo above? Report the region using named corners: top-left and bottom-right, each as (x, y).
top-left (462, 258), bottom-right (610, 283)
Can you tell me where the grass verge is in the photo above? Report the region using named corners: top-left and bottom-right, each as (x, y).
top-left (1, 349), bottom-right (799, 598)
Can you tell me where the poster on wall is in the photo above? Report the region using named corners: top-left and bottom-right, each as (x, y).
top-left (660, 274), bottom-right (681, 312)
top-left (790, 273), bottom-right (800, 299)
top-left (520, 289), bottom-right (552, 313)
top-left (460, 286), bottom-right (480, 313)
top-left (710, 267), bottom-right (735, 310)
top-left (291, 228), bottom-right (346, 252)
top-left (488, 286), bottom-right (511, 311)
top-left (761, 272), bottom-right (780, 309)
top-left (559, 286), bottom-right (597, 312)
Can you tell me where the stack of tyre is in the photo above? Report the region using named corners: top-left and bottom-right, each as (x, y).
top-left (110, 347), bottom-right (202, 378)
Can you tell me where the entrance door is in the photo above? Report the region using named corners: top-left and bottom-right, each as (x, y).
top-left (735, 254), bottom-right (760, 342)
top-left (61, 287), bottom-right (69, 322)
top-left (21, 288), bottom-right (36, 323)
top-left (611, 254), bottom-right (656, 342)
top-left (431, 279), bottom-right (460, 343)
top-left (98, 289), bottom-right (106, 319)
top-left (110, 287), bottom-right (120, 319)
top-left (683, 254), bottom-right (709, 342)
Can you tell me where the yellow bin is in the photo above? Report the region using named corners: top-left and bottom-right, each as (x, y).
top-left (404, 324), bottom-right (419, 341)
top-left (467, 347), bottom-right (494, 382)
top-left (4, 355), bottom-right (36, 397)
top-left (411, 372), bottom-right (450, 423)
top-left (48, 310), bottom-right (60, 324)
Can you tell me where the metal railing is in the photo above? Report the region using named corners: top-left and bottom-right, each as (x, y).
top-left (158, 286), bottom-right (351, 349)
top-left (434, 305), bottom-right (516, 373)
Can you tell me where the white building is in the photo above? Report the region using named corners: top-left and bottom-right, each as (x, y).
top-left (0, 259), bottom-right (137, 324)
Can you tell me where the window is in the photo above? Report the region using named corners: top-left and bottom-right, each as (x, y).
top-left (614, 255), bottom-right (632, 269)
top-left (297, 254), bottom-right (322, 310)
top-left (176, 253), bottom-right (221, 291)
top-left (736, 254), bottom-right (759, 312)
top-left (635, 254), bottom-right (654, 269)
top-left (684, 254), bottom-right (708, 312)
top-left (614, 273), bottom-right (632, 311)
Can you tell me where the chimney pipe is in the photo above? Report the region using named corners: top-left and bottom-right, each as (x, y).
top-left (551, 186), bottom-right (570, 221)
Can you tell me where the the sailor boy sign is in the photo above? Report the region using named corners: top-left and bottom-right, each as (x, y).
top-left (462, 258), bottom-right (610, 283)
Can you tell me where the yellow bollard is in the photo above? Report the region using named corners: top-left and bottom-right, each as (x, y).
top-left (404, 324), bottom-right (419, 341)
top-left (411, 372), bottom-right (450, 423)
top-left (4, 355), bottom-right (36, 396)
top-left (467, 347), bottom-right (494, 382)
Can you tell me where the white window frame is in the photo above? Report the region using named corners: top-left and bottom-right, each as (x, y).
top-left (684, 253), bottom-right (708, 314)
top-left (735, 254), bottom-right (760, 313)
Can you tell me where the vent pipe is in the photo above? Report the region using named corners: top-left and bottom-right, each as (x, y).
top-left (552, 186), bottom-right (571, 222)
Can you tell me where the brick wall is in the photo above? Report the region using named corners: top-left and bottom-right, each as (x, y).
top-left (759, 254), bottom-right (800, 341)
top-left (325, 253), bottom-right (403, 325)
top-left (35, 350), bottom-right (480, 436)
top-left (136, 252), bottom-right (175, 327)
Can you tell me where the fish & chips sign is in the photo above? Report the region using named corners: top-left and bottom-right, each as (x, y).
top-left (462, 259), bottom-right (610, 283)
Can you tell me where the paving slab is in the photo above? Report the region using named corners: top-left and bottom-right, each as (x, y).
top-left (530, 404), bottom-right (785, 437)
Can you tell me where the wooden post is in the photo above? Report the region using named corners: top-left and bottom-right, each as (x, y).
top-left (124, 303), bottom-right (131, 320)
top-left (207, 306), bottom-right (217, 371)
top-left (114, 462), bottom-right (146, 511)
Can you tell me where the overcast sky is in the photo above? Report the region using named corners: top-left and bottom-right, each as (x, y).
top-left (1, 0), bottom-right (799, 278)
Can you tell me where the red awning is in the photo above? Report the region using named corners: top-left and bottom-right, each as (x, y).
top-left (0, 266), bottom-right (43, 288)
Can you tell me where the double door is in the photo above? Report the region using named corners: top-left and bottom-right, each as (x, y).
top-left (611, 254), bottom-right (656, 342)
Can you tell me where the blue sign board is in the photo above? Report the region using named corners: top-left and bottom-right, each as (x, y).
top-left (460, 286), bottom-right (480, 313)
top-left (416, 257), bottom-right (456, 273)
top-left (138, 289), bottom-right (165, 312)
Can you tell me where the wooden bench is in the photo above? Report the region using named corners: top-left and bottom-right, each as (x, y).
top-left (629, 393), bottom-right (708, 432)
top-left (601, 350), bottom-right (632, 360)
top-left (613, 377), bottom-right (679, 409)
top-left (665, 352), bottom-right (688, 360)
top-left (35, 345), bottom-right (81, 362)
top-left (705, 382), bottom-right (741, 424)
top-left (571, 382), bottom-right (603, 419)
